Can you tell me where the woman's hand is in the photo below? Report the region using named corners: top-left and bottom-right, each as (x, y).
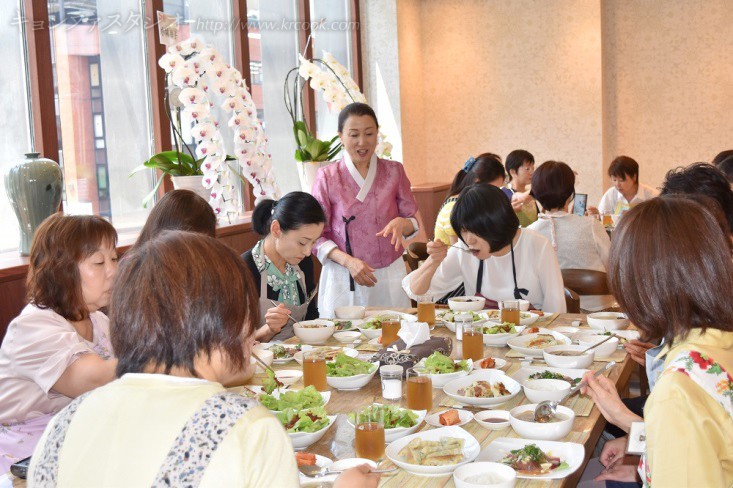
top-left (511, 191), bottom-right (531, 211)
top-left (334, 464), bottom-right (380, 488)
top-left (426, 240), bottom-right (448, 266)
top-left (376, 217), bottom-right (412, 252)
top-left (586, 205), bottom-right (600, 217)
top-left (580, 371), bottom-right (642, 432)
top-left (346, 257), bottom-right (378, 287)
top-left (594, 461), bottom-right (641, 483)
top-left (599, 436), bottom-right (628, 468)
top-left (624, 340), bottom-right (657, 366)
top-left (264, 304), bottom-right (291, 333)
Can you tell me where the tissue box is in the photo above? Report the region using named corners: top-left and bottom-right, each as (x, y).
top-left (369, 337), bottom-right (452, 374)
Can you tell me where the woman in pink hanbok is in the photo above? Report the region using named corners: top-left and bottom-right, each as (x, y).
top-left (312, 103), bottom-right (419, 317)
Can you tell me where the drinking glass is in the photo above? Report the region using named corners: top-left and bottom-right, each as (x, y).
top-left (417, 294), bottom-right (436, 329)
top-left (461, 322), bottom-right (484, 361)
top-left (354, 405), bottom-right (385, 461)
top-left (406, 367), bottom-right (433, 410)
top-left (500, 300), bottom-right (520, 326)
top-left (302, 350), bottom-right (328, 391)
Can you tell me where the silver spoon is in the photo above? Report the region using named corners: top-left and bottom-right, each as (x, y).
top-left (298, 464), bottom-right (397, 477)
top-left (534, 361), bottom-right (616, 423)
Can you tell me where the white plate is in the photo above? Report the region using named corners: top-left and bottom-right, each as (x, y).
top-left (298, 454), bottom-right (333, 484)
top-left (425, 409), bottom-right (474, 428)
top-left (288, 415), bottom-right (338, 450)
top-left (255, 343), bottom-right (304, 364)
top-left (415, 358), bottom-right (473, 388)
top-left (346, 407), bottom-right (427, 443)
top-left (293, 347), bottom-right (358, 365)
top-left (252, 386), bottom-right (331, 412)
top-left (506, 331), bottom-right (571, 358)
top-left (385, 426), bottom-right (481, 477)
top-left (511, 366), bottom-right (589, 387)
top-left (326, 361), bottom-right (380, 390)
top-left (476, 437), bottom-right (584, 480)
top-left (482, 310), bottom-right (540, 326)
top-left (472, 357), bottom-right (508, 371)
top-left (443, 370), bottom-right (521, 407)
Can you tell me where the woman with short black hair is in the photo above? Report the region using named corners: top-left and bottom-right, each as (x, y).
top-left (402, 184), bottom-right (566, 312)
top-left (502, 149), bottom-right (539, 226)
top-left (242, 191), bottom-right (325, 341)
top-left (590, 155), bottom-right (658, 216)
top-left (527, 161), bottom-right (613, 311)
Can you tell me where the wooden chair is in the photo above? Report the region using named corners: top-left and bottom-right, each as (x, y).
top-left (564, 287), bottom-right (581, 313)
top-left (561, 269), bottom-right (610, 296)
top-left (405, 242), bottom-right (428, 272)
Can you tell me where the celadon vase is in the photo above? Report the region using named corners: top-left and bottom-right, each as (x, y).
top-left (4, 152), bottom-right (63, 255)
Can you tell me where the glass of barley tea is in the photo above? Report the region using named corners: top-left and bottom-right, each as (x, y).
top-left (354, 404), bottom-right (385, 461)
top-left (302, 350), bottom-right (328, 391)
top-left (406, 367), bottom-right (433, 411)
top-left (417, 294), bottom-right (436, 329)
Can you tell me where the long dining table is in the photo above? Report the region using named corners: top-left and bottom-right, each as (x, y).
top-left (273, 310), bottom-right (636, 488)
top-left (9, 311), bottom-right (636, 488)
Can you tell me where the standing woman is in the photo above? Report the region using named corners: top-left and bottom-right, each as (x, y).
top-left (312, 103), bottom-right (420, 317)
top-left (242, 192), bottom-right (325, 341)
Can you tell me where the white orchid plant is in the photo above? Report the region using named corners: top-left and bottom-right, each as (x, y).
top-left (287, 50), bottom-right (393, 162)
top-left (134, 36), bottom-right (279, 216)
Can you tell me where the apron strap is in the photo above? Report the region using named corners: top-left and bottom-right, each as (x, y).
top-left (153, 392), bottom-right (257, 487)
top-left (343, 215), bottom-right (356, 291)
top-left (30, 391), bottom-right (93, 486)
top-left (510, 243), bottom-right (529, 300)
top-left (475, 259), bottom-right (484, 295)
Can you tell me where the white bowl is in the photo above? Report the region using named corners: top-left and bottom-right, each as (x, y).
top-left (346, 408), bottom-right (427, 443)
top-left (250, 349), bottom-right (274, 372)
top-left (288, 415), bottom-right (337, 450)
top-left (543, 345), bottom-right (595, 369)
top-left (416, 358), bottom-right (473, 388)
top-left (576, 334), bottom-right (619, 358)
top-left (587, 312), bottom-right (630, 331)
top-left (293, 320), bottom-right (335, 345)
top-left (334, 306), bottom-right (366, 319)
top-left (357, 326), bottom-right (382, 340)
top-left (506, 331), bottom-right (572, 357)
top-left (454, 462), bottom-right (517, 488)
top-left (481, 325), bottom-right (526, 347)
top-left (425, 409), bottom-right (474, 428)
top-left (326, 361), bottom-right (380, 390)
top-left (473, 410), bottom-right (511, 431)
top-left (483, 310), bottom-right (539, 326)
top-left (443, 370), bottom-right (522, 407)
top-left (473, 357), bottom-right (508, 371)
top-left (385, 425), bottom-right (480, 477)
top-left (522, 379), bottom-right (571, 403)
top-left (333, 331), bottom-right (362, 343)
top-left (448, 296), bottom-right (486, 312)
top-left (293, 347), bottom-right (358, 365)
top-left (274, 369), bottom-right (303, 386)
top-left (509, 404), bottom-right (574, 441)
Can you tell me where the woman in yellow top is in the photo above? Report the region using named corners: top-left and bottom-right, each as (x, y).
top-left (434, 153), bottom-right (506, 245)
top-left (579, 197), bottom-right (733, 487)
top-left (28, 231), bottom-right (378, 488)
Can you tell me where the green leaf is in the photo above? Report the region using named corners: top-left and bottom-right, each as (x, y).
top-left (141, 174), bottom-right (166, 209)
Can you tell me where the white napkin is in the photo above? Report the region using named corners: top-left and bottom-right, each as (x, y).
top-left (393, 321), bottom-right (430, 349)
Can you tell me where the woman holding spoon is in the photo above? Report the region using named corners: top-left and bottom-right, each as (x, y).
top-left (242, 192), bottom-right (326, 342)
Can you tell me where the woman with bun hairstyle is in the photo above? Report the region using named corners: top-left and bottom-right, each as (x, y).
top-left (242, 192), bottom-right (326, 341)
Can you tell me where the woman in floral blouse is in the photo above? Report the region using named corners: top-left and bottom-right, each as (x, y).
top-left (242, 192), bottom-right (325, 341)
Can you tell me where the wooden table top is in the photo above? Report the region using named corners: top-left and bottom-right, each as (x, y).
top-left (10, 312), bottom-right (636, 487)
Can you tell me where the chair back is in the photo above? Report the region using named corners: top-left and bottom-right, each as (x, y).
top-left (561, 269), bottom-right (610, 296)
top-left (564, 287), bottom-right (580, 313)
top-left (405, 242), bottom-right (428, 272)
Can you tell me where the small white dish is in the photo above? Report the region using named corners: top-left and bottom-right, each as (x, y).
top-left (522, 379), bottom-right (571, 403)
top-left (543, 345), bottom-right (595, 369)
top-left (453, 461), bottom-right (517, 488)
top-left (293, 320), bottom-right (335, 345)
top-left (509, 404), bottom-right (574, 441)
top-left (472, 357), bottom-right (508, 371)
top-left (473, 410), bottom-right (511, 431)
top-left (274, 369), bottom-right (303, 386)
top-left (448, 296), bottom-right (486, 312)
top-left (425, 409), bottom-right (474, 428)
top-left (385, 426), bottom-right (480, 477)
top-left (477, 437), bottom-right (584, 480)
top-left (587, 312), bottom-right (630, 331)
top-left (334, 306), bottom-right (366, 319)
top-left (250, 349), bottom-right (274, 372)
top-left (325, 361), bottom-right (379, 390)
top-left (332, 331), bottom-right (362, 343)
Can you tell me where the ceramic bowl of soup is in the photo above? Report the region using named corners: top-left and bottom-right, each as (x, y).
top-left (587, 312), bottom-right (630, 331)
top-left (576, 334), bottom-right (619, 358)
top-left (334, 306), bottom-right (366, 320)
top-left (543, 345), bottom-right (595, 369)
top-left (509, 404), bottom-right (575, 441)
top-left (448, 296), bottom-right (486, 312)
top-left (293, 320), bottom-right (335, 345)
top-left (522, 379), bottom-right (572, 403)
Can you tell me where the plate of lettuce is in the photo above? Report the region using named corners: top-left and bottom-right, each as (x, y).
top-left (325, 354), bottom-right (379, 390)
top-left (416, 352), bottom-right (472, 388)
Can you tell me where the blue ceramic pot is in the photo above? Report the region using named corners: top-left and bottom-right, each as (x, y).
top-left (4, 152), bottom-right (63, 255)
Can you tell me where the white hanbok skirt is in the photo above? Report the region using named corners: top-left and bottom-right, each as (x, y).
top-left (317, 257), bottom-right (411, 318)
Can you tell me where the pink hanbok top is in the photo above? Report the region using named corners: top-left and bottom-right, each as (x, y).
top-left (312, 155), bottom-right (419, 269)
top-left (0, 304), bottom-right (113, 472)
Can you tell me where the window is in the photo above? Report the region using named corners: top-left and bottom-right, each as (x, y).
top-left (310, 0), bottom-right (354, 141)
top-left (0, 0), bottom-right (33, 252)
top-left (47, 0), bottom-right (154, 233)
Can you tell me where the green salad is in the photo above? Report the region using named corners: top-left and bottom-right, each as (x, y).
top-left (276, 407), bottom-right (330, 433)
top-left (349, 404), bottom-right (419, 429)
top-left (361, 314), bottom-right (401, 329)
top-left (260, 385), bottom-right (324, 411)
top-left (481, 322), bottom-right (517, 334)
top-left (326, 353), bottom-right (375, 377)
top-left (442, 311), bottom-right (484, 323)
top-left (422, 352), bottom-right (469, 374)
top-left (262, 369), bottom-right (279, 394)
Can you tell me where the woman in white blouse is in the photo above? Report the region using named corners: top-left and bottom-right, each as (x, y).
top-left (527, 161), bottom-right (614, 311)
top-left (403, 184), bottom-right (566, 312)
